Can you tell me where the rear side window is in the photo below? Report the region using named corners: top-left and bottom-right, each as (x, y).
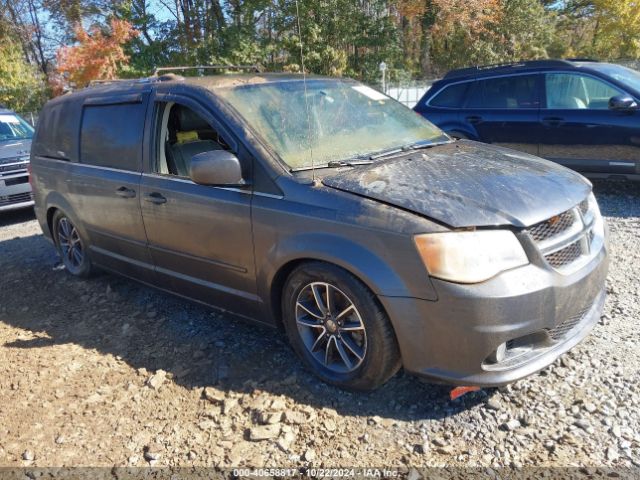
top-left (33, 101), bottom-right (82, 161)
top-left (429, 83), bottom-right (469, 108)
top-left (467, 75), bottom-right (539, 109)
top-left (80, 102), bottom-right (146, 171)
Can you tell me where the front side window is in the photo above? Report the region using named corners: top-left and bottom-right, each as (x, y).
top-left (80, 102), bottom-right (146, 171)
top-left (0, 113), bottom-right (34, 143)
top-left (154, 102), bottom-right (230, 177)
top-left (467, 75), bottom-right (539, 109)
top-left (216, 79), bottom-right (448, 170)
top-left (429, 82), bottom-right (469, 108)
top-left (545, 73), bottom-right (624, 110)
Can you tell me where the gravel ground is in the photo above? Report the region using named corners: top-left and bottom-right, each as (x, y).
top-left (0, 179), bottom-right (638, 470)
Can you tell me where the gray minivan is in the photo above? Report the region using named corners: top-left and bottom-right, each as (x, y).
top-left (30, 73), bottom-right (608, 391)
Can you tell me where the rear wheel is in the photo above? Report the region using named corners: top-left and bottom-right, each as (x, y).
top-left (282, 262), bottom-right (401, 391)
top-left (53, 211), bottom-right (93, 278)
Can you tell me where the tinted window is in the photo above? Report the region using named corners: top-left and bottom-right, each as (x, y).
top-left (467, 75), bottom-right (539, 109)
top-left (80, 102), bottom-right (145, 170)
top-left (429, 83), bottom-right (469, 108)
top-left (33, 101), bottom-right (82, 161)
top-left (545, 73), bottom-right (624, 110)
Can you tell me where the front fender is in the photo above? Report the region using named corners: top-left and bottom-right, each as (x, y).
top-left (257, 232), bottom-right (438, 322)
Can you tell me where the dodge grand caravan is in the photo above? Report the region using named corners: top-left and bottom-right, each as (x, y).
top-left (30, 73), bottom-right (608, 391)
top-left (0, 108), bottom-right (34, 212)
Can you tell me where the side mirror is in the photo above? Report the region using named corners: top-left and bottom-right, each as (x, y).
top-left (189, 150), bottom-right (246, 186)
top-left (608, 95), bottom-right (638, 111)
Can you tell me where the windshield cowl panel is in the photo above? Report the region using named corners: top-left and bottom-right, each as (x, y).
top-left (216, 79), bottom-right (447, 170)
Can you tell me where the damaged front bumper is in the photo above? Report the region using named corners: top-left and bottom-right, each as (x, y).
top-left (378, 244), bottom-right (608, 387)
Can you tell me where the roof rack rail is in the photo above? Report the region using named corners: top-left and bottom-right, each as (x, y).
top-left (87, 78), bottom-right (150, 88)
top-left (152, 65), bottom-right (261, 76)
top-left (443, 59), bottom-right (577, 79)
top-left (565, 57), bottom-right (599, 62)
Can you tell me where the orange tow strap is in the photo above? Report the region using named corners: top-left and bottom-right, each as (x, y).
top-left (450, 386), bottom-right (481, 400)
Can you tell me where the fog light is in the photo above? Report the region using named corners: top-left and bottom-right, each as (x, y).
top-left (488, 342), bottom-right (507, 364)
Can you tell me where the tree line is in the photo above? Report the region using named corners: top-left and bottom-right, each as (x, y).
top-left (1, 0), bottom-right (639, 111)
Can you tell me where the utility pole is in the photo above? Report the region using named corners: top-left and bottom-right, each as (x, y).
top-left (379, 61), bottom-right (387, 93)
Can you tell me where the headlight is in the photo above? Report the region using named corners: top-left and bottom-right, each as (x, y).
top-left (414, 230), bottom-right (529, 284)
top-left (586, 192), bottom-right (604, 237)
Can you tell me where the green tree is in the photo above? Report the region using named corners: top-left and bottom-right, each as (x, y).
top-left (592, 0), bottom-right (640, 59)
top-left (0, 35), bottom-right (47, 111)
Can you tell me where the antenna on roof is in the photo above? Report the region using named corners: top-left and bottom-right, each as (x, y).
top-left (294, 0), bottom-right (315, 183)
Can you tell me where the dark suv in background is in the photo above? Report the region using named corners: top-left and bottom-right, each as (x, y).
top-left (415, 60), bottom-right (640, 179)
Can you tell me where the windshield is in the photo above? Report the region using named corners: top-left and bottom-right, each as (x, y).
top-left (589, 64), bottom-right (640, 93)
top-left (217, 79), bottom-right (448, 169)
top-left (0, 113), bottom-right (34, 142)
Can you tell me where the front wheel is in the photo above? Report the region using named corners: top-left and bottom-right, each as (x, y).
top-left (282, 262), bottom-right (401, 391)
top-left (52, 210), bottom-right (93, 278)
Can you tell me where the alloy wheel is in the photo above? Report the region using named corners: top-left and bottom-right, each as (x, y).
top-left (57, 217), bottom-right (84, 273)
top-left (295, 282), bottom-right (367, 373)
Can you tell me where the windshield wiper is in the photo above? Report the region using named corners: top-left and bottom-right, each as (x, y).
top-left (326, 159), bottom-right (373, 168)
top-left (291, 159), bottom-right (373, 171)
top-left (369, 137), bottom-right (453, 160)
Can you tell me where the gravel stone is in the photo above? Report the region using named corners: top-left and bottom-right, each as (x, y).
top-left (502, 419), bottom-right (521, 431)
top-left (303, 449), bottom-right (316, 461)
top-left (146, 369), bottom-right (167, 390)
top-left (249, 424), bottom-right (281, 441)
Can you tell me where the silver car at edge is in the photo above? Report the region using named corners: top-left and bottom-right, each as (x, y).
top-left (0, 108), bottom-right (34, 212)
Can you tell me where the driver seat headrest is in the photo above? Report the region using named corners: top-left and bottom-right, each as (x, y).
top-left (177, 107), bottom-right (210, 131)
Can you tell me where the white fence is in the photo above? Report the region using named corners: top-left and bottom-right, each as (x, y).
top-left (380, 80), bottom-right (436, 108)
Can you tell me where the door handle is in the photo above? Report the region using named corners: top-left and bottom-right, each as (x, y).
top-left (115, 186), bottom-right (136, 198)
top-left (466, 115), bottom-right (483, 124)
top-left (542, 116), bottom-right (565, 127)
top-left (144, 192), bottom-right (167, 205)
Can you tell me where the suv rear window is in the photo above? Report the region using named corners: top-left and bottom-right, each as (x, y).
top-left (467, 75), bottom-right (539, 109)
top-left (429, 83), bottom-right (469, 108)
top-left (80, 103), bottom-right (145, 171)
top-left (33, 101), bottom-right (81, 161)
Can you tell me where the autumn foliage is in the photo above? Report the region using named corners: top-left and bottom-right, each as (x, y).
top-left (55, 19), bottom-right (137, 90)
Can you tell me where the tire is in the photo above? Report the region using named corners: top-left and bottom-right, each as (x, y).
top-left (282, 261), bottom-right (401, 391)
top-left (52, 210), bottom-right (93, 278)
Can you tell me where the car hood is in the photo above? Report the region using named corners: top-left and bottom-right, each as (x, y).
top-left (321, 140), bottom-right (591, 228)
top-left (0, 139), bottom-right (31, 162)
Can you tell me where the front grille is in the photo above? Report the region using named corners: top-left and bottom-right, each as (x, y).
top-left (0, 192), bottom-right (33, 207)
top-left (528, 210), bottom-right (576, 242)
top-left (546, 303), bottom-right (591, 341)
top-left (544, 240), bottom-right (582, 268)
top-left (0, 162), bottom-right (28, 174)
top-left (526, 197), bottom-right (598, 273)
top-left (0, 156), bottom-right (22, 166)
